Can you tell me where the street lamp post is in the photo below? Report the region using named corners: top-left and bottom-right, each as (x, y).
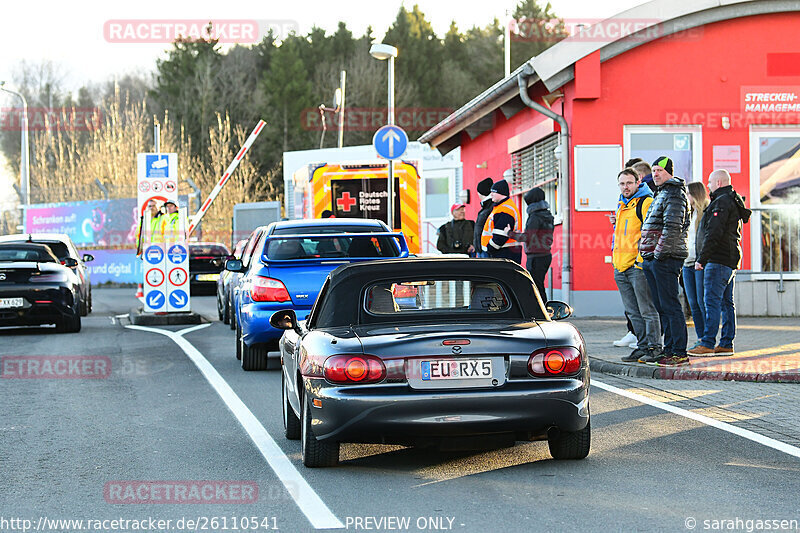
top-left (369, 43), bottom-right (398, 231)
top-left (0, 82), bottom-right (30, 208)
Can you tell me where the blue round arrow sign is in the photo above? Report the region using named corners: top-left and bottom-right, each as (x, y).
top-left (373, 124), bottom-right (408, 160)
top-left (169, 289), bottom-right (189, 308)
top-left (146, 290), bottom-right (165, 309)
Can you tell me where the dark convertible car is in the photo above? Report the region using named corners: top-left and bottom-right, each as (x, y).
top-left (271, 258), bottom-right (589, 467)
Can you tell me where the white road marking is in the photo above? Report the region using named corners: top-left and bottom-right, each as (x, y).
top-left (127, 323), bottom-right (344, 530)
top-left (593, 379), bottom-right (800, 460)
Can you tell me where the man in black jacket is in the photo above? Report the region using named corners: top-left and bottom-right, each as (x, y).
top-left (688, 169), bottom-right (751, 357)
top-left (473, 177), bottom-right (494, 258)
top-left (437, 203), bottom-right (475, 255)
top-left (638, 156), bottom-right (691, 366)
top-left (512, 187), bottom-right (554, 300)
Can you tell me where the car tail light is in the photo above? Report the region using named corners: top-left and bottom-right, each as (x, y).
top-left (323, 354), bottom-right (386, 384)
top-left (251, 276), bottom-right (291, 302)
top-left (528, 347), bottom-right (582, 377)
top-left (30, 272), bottom-right (66, 282)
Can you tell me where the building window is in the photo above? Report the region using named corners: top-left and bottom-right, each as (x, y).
top-left (749, 128), bottom-right (800, 274)
top-left (423, 174), bottom-right (450, 218)
top-left (511, 133), bottom-right (560, 217)
top-left (624, 125), bottom-right (703, 182)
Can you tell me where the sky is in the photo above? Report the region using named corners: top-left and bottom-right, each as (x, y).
top-left (0, 0), bottom-right (648, 207)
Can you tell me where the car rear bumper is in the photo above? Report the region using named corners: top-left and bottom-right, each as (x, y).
top-left (240, 303), bottom-right (310, 346)
top-left (0, 286), bottom-right (77, 326)
top-left (303, 377), bottom-right (589, 444)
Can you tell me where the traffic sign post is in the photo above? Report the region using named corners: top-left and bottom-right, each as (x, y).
top-left (373, 124), bottom-right (408, 230)
top-left (143, 243), bottom-right (166, 312)
top-left (165, 221), bottom-right (191, 312)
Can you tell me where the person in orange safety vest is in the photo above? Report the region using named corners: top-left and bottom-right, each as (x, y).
top-left (480, 179), bottom-right (523, 264)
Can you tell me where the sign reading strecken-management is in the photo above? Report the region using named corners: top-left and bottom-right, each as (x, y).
top-left (137, 153), bottom-right (191, 313)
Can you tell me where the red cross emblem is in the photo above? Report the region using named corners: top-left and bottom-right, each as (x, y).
top-left (336, 192), bottom-right (357, 212)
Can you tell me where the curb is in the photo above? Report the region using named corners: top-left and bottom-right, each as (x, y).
top-left (589, 357), bottom-right (800, 384)
top-left (129, 308), bottom-right (206, 326)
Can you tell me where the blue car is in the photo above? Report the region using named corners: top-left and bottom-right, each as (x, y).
top-left (228, 218), bottom-right (409, 370)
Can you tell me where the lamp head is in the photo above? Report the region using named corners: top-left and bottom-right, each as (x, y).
top-left (370, 43), bottom-right (398, 60)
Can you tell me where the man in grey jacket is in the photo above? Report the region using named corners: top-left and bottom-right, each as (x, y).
top-left (637, 156), bottom-right (691, 367)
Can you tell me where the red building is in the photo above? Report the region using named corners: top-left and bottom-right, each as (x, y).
top-left (420, 0), bottom-right (800, 316)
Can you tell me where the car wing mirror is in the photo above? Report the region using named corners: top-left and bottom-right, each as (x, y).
top-left (546, 300), bottom-right (573, 320)
top-left (63, 257), bottom-right (79, 268)
top-left (225, 259), bottom-right (243, 272)
top-left (270, 309), bottom-right (301, 334)
top-left (82, 254), bottom-right (94, 263)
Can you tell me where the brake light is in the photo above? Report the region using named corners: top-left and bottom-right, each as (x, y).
top-left (323, 354), bottom-right (386, 384)
top-left (528, 347), bottom-right (582, 376)
top-left (251, 276), bottom-right (291, 302)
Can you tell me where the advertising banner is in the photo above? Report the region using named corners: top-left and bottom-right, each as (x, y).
top-left (25, 198), bottom-right (139, 247)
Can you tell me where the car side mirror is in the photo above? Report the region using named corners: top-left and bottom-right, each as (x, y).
top-left (63, 258), bottom-right (79, 268)
top-left (270, 309), bottom-right (301, 334)
top-left (225, 259), bottom-right (243, 272)
top-left (546, 300), bottom-right (573, 320)
top-left (82, 254), bottom-right (94, 263)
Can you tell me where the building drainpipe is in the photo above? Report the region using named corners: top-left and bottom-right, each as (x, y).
top-left (517, 63), bottom-right (571, 306)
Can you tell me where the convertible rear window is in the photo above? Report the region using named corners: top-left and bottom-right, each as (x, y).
top-left (265, 235), bottom-right (400, 260)
top-left (0, 247), bottom-right (57, 262)
top-left (365, 280), bottom-right (510, 315)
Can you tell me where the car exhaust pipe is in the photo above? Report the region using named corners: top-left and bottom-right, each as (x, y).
top-left (547, 426), bottom-right (560, 440)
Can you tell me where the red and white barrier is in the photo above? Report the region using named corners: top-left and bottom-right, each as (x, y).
top-left (186, 119), bottom-right (266, 237)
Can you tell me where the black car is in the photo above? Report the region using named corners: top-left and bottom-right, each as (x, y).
top-left (189, 242), bottom-right (230, 295)
top-left (271, 257), bottom-right (589, 467)
top-left (0, 233), bottom-right (93, 316)
top-left (0, 243), bottom-right (82, 332)
top-left (217, 239), bottom-right (247, 324)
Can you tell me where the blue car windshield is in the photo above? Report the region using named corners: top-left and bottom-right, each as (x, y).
top-left (265, 235), bottom-right (400, 260)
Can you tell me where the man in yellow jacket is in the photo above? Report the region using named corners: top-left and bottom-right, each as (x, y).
top-left (481, 179), bottom-right (523, 264)
top-left (612, 168), bottom-right (661, 363)
top-left (136, 199), bottom-right (163, 255)
top-left (161, 201), bottom-right (182, 243)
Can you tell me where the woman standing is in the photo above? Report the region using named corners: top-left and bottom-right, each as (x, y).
top-left (684, 181), bottom-right (710, 348)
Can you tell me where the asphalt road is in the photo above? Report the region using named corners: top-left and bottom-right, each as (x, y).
top-left (2, 289), bottom-right (800, 533)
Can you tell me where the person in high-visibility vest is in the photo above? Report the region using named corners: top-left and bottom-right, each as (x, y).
top-left (481, 179), bottom-right (523, 264)
top-left (136, 199), bottom-right (163, 253)
top-left (161, 200), bottom-right (181, 242)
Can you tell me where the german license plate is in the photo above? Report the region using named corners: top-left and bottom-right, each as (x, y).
top-left (0, 298), bottom-right (24, 309)
top-left (195, 273), bottom-right (219, 282)
top-left (421, 359), bottom-right (492, 380)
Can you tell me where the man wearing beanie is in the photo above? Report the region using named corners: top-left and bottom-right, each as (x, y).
top-left (473, 177), bottom-right (494, 258)
top-left (437, 203), bottom-right (475, 255)
top-left (511, 187), bottom-right (554, 299)
top-left (480, 179), bottom-right (523, 263)
top-left (638, 155), bottom-right (691, 366)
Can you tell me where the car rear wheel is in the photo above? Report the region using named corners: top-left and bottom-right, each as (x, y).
top-left (548, 419), bottom-right (590, 460)
top-left (79, 297), bottom-right (88, 317)
top-left (217, 295), bottom-right (224, 321)
top-left (228, 299), bottom-right (236, 330)
top-left (240, 333), bottom-right (267, 371)
top-left (282, 372), bottom-right (300, 440)
top-left (57, 312), bottom-right (81, 333)
top-left (235, 322), bottom-right (242, 360)
top-left (301, 395), bottom-right (339, 467)
top-left (222, 296), bottom-right (230, 325)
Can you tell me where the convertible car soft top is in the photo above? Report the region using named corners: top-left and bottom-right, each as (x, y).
top-left (313, 258), bottom-right (549, 328)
